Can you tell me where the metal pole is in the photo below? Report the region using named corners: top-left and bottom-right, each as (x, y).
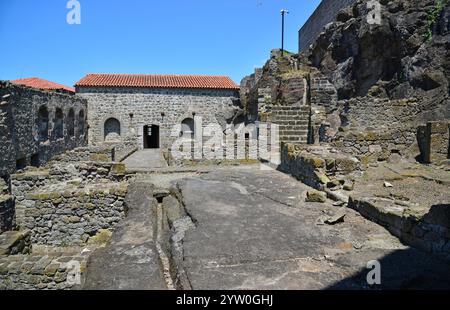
top-left (281, 11), bottom-right (285, 57)
top-left (281, 10), bottom-right (289, 57)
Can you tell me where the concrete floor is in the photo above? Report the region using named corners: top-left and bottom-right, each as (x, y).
top-left (83, 165), bottom-right (450, 290)
top-left (175, 166), bottom-right (450, 290)
top-left (123, 149), bottom-right (168, 171)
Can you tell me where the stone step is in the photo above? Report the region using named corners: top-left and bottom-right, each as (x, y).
top-left (279, 132), bottom-right (309, 137)
top-left (271, 106), bottom-right (310, 111)
top-left (0, 230), bottom-right (31, 256)
top-left (273, 121), bottom-right (310, 126)
top-left (280, 136), bottom-right (308, 143)
top-left (280, 130), bottom-right (309, 136)
top-left (279, 133), bottom-right (308, 138)
top-left (273, 118), bottom-right (310, 123)
top-left (278, 125), bottom-right (309, 131)
top-left (272, 111), bottom-right (310, 116)
top-left (273, 117), bottom-right (310, 122)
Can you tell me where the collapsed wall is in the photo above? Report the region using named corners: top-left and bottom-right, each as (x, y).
top-left (11, 148), bottom-right (129, 245)
top-left (0, 146), bottom-right (130, 290)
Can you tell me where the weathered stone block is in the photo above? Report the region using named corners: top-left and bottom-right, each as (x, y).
top-left (306, 190), bottom-right (327, 203)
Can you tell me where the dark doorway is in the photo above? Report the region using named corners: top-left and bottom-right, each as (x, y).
top-left (16, 158), bottom-right (27, 170)
top-left (144, 125), bottom-right (160, 149)
top-left (31, 154), bottom-right (40, 167)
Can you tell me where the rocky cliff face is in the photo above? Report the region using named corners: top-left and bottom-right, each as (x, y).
top-left (308, 0), bottom-right (450, 100)
top-left (240, 0), bottom-right (449, 163)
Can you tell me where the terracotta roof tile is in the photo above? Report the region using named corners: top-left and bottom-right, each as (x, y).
top-left (11, 77), bottom-right (75, 93)
top-left (75, 74), bottom-right (239, 90)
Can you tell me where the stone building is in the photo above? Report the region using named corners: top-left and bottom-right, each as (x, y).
top-left (0, 80), bottom-right (87, 178)
top-left (75, 74), bottom-right (240, 150)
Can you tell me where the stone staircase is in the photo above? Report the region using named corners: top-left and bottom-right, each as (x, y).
top-left (271, 106), bottom-right (310, 144)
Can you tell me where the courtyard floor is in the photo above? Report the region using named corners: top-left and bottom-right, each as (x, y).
top-left (84, 165), bottom-right (450, 290)
top-left (123, 149), bottom-right (168, 172)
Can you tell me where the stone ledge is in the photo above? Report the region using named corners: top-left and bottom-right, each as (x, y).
top-left (349, 196), bottom-right (450, 261)
top-left (26, 182), bottom-right (128, 201)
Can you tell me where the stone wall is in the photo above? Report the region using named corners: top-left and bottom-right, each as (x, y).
top-left (330, 92), bottom-right (450, 161)
top-left (17, 182), bottom-right (128, 246)
top-left (280, 143), bottom-right (361, 190)
top-left (76, 87), bottom-right (240, 150)
top-left (298, 0), bottom-right (358, 52)
top-left (11, 162), bottom-right (127, 198)
top-left (0, 253), bottom-right (88, 290)
top-left (51, 146), bottom-right (115, 163)
top-left (310, 71), bottom-right (338, 108)
top-left (10, 158), bottom-right (128, 237)
top-left (350, 197), bottom-right (450, 262)
top-left (0, 81), bottom-right (88, 178)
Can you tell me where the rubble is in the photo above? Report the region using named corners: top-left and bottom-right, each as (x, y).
top-left (306, 190), bottom-right (327, 203)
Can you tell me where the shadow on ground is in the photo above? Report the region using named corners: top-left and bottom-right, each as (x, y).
top-left (326, 247), bottom-right (450, 290)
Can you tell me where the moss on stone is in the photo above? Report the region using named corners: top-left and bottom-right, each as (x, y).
top-left (306, 190), bottom-right (327, 203)
top-left (90, 154), bottom-right (110, 162)
top-left (88, 229), bottom-right (113, 246)
top-left (314, 171), bottom-right (331, 184)
top-left (360, 156), bottom-right (371, 166)
top-left (27, 191), bottom-right (62, 201)
top-left (281, 70), bottom-right (309, 80)
top-left (111, 163), bottom-right (126, 175)
top-left (305, 156), bottom-right (325, 169)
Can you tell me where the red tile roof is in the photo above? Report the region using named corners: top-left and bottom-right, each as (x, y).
top-left (11, 77), bottom-right (75, 93)
top-left (75, 74), bottom-right (240, 90)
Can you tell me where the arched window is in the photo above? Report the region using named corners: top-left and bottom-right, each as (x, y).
top-left (54, 108), bottom-right (64, 139)
top-left (37, 106), bottom-right (49, 142)
top-left (104, 118), bottom-right (121, 142)
top-left (181, 118), bottom-right (195, 139)
top-left (67, 109), bottom-right (75, 137)
top-left (78, 110), bottom-right (85, 137)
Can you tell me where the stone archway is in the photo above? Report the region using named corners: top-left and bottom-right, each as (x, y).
top-left (54, 108), bottom-right (64, 139)
top-left (104, 118), bottom-right (121, 142)
top-left (181, 118), bottom-right (195, 139)
top-left (37, 106), bottom-right (49, 142)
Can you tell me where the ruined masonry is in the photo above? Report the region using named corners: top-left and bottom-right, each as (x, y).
top-left (1, 0), bottom-right (450, 290)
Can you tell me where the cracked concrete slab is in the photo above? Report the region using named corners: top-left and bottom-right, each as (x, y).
top-left (174, 167), bottom-right (450, 290)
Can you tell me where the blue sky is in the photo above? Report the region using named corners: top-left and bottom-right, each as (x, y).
top-left (0, 0), bottom-right (321, 87)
